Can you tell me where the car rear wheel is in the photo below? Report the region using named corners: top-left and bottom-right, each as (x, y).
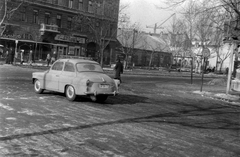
top-left (90, 95), bottom-right (108, 103)
top-left (34, 79), bottom-right (44, 94)
top-left (65, 85), bottom-right (76, 101)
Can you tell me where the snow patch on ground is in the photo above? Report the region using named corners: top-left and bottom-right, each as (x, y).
top-left (158, 93), bottom-right (171, 97)
top-left (18, 109), bottom-right (40, 115)
top-left (20, 97), bottom-right (29, 100)
top-left (193, 91), bottom-right (212, 95)
top-left (2, 97), bottom-right (14, 100)
top-left (0, 102), bottom-right (14, 111)
top-left (6, 117), bottom-right (16, 120)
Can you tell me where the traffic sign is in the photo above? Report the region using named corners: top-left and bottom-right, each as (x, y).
top-left (202, 47), bottom-right (210, 58)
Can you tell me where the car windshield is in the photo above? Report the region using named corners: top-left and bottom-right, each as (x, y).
top-left (76, 63), bottom-right (104, 72)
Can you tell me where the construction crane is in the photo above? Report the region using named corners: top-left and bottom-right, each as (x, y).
top-left (146, 13), bottom-right (176, 33)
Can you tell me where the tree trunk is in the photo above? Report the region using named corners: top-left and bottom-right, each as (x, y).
top-left (219, 60), bottom-right (224, 73)
top-left (149, 52), bottom-right (153, 70)
top-left (100, 48), bottom-right (104, 67)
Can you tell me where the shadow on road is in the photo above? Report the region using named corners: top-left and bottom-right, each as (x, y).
top-left (38, 91), bottom-right (148, 105)
top-left (106, 94), bottom-right (149, 105)
top-left (0, 104), bottom-right (239, 142)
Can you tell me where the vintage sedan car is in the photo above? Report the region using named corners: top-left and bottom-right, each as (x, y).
top-left (32, 58), bottom-right (120, 102)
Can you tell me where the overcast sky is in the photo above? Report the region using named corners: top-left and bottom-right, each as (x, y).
top-left (120, 0), bottom-right (175, 33)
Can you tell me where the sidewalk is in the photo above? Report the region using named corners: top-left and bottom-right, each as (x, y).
top-left (193, 90), bottom-right (240, 107)
top-left (0, 60), bottom-right (225, 78)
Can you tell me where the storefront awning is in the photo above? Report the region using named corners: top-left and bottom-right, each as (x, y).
top-left (0, 37), bottom-right (68, 47)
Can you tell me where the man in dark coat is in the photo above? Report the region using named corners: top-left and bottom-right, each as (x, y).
top-left (114, 58), bottom-right (123, 82)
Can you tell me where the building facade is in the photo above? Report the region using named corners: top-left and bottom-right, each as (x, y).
top-left (117, 29), bottom-right (172, 68)
top-left (0, 0), bottom-right (120, 65)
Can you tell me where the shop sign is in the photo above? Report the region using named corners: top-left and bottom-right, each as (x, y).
top-left (55, 34), bottom-right (85, 44)
top-left (1, 33), bottom-right (34, 40)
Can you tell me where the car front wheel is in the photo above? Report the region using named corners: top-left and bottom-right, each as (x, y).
top-left (34, 79), bottom-right (44, 94)
top-left (65, 85), bottom-right (76, 101)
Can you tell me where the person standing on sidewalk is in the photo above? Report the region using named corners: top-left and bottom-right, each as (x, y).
top-left (20, 50), bottom-right (24, 64)
top-left (46, 53), bottom-right (51, 66)
top-left (5, 48), bottom-right (9, 64)
top-left (28, 50), bottom-right (33, 66)
top-left (8, 46), bottom-right (14, 64)
top-left (51, 51), bottom-right (57, 64)
top-left (114, 58), bottom-right (124, 83)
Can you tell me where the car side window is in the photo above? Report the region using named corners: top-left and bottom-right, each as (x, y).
top-left (51, 62), bottom-right (64, 71)
top-left (64, 62), bottom-right (75, 72)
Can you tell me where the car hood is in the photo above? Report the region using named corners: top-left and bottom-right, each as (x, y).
top-left (78, 72), bottom-right (114, 83)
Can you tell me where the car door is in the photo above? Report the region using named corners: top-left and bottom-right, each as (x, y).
top-left (45, 61), bottom-right (64, 91)
top-left (58, 61), bottom-right (76, 93)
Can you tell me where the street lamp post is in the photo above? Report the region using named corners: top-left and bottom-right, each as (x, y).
top-left (226, 42), bottom-right (236, 94)
top-left (131, 29), bottom-right (137, 70)
top-left (14, 40), bottom-right (18, 65)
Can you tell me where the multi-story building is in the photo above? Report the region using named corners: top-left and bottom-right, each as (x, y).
top-left (0, 0), bottom-right (120, 65)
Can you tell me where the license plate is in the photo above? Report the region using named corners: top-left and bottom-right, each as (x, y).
top-left (99, 84), bottom-right (109, 88)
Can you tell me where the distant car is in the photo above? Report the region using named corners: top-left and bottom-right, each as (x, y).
top-left (32, 58), bottom-right (120, 102)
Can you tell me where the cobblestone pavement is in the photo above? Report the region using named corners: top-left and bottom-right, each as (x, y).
top-left (0, 65), bottom-right (240, 157)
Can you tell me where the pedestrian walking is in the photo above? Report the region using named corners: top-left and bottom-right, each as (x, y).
top-left (46, 53), bottom-right (51, 66)
top-left (51, 51), bottom-right (57, 64)
top-left (10, 47), bottom-right (14, 64)
top-left (20, 50), bottom-right (24, 64)
top-left (28, 50), bottom-right (33, 66)
top-left (114, 58), bottom-right (124, 83)
top-left (8, 47), bottom-right (14, 64)
top-left (5, 48), bottom-right (9, 64)
top-left (0, 45), bottom-right (3, 58)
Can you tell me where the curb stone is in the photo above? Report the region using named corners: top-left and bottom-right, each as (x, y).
top-left (193, 91), bottom-right (240, 107)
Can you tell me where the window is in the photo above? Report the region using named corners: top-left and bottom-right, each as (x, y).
top-left (45, 12), bottom-right (51, 24)
top-left (33, 9), bottom-right (39, 24)
top-left (20, 7), bottom-right (26, 22)
top-left (69, 0), bottom-right (73, 8)
top-left (88, 0), bottom-right (93, 13)
top-left (64, 62), bottom-right (75, 72)
top-left (76, 63), bottom-right (103, 72)
top-left (67, 16), bottom-right (72, 29)
top-left (110, 24), bottom-right (114, 36)
top-left (52, 62), bottom-right (64, 71)
top-left (97, 2), bottom-right (102, 14)
top-left (56, 14), bottom-right (62, 28)
top-left (79, 0), bottom-right (83, 10)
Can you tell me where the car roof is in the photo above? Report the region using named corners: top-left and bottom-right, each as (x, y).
top-left (57, 58), bottom-right (99, 64)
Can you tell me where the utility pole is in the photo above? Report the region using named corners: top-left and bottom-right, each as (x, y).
top-left (146, 23), bottom-right (163, 34)
top-left (226, 41), bottom-right (236, 94)
top-left (131, 29), bottom-right (137, 70)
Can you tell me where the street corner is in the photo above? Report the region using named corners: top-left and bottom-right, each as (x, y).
top-left (213, 93), bottom-right (240, 105)
top-left (193, 90), bottom-right (240, 106)
top-left (192, 90), bottom-right (213, 96)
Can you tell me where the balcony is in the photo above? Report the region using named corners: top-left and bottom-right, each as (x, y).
top-left (39, 23), bottom-right (59, 35)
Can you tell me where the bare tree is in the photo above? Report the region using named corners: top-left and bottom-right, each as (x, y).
top-left (0, 0), bottom-right (23, 36)
top-left (117, 24), bottom-right (143, 69)
top-left (142, 36), bottom-right (169, 70)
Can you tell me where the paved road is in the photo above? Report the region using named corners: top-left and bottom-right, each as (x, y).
top-left (0, 65), bottom-right (239, 157)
